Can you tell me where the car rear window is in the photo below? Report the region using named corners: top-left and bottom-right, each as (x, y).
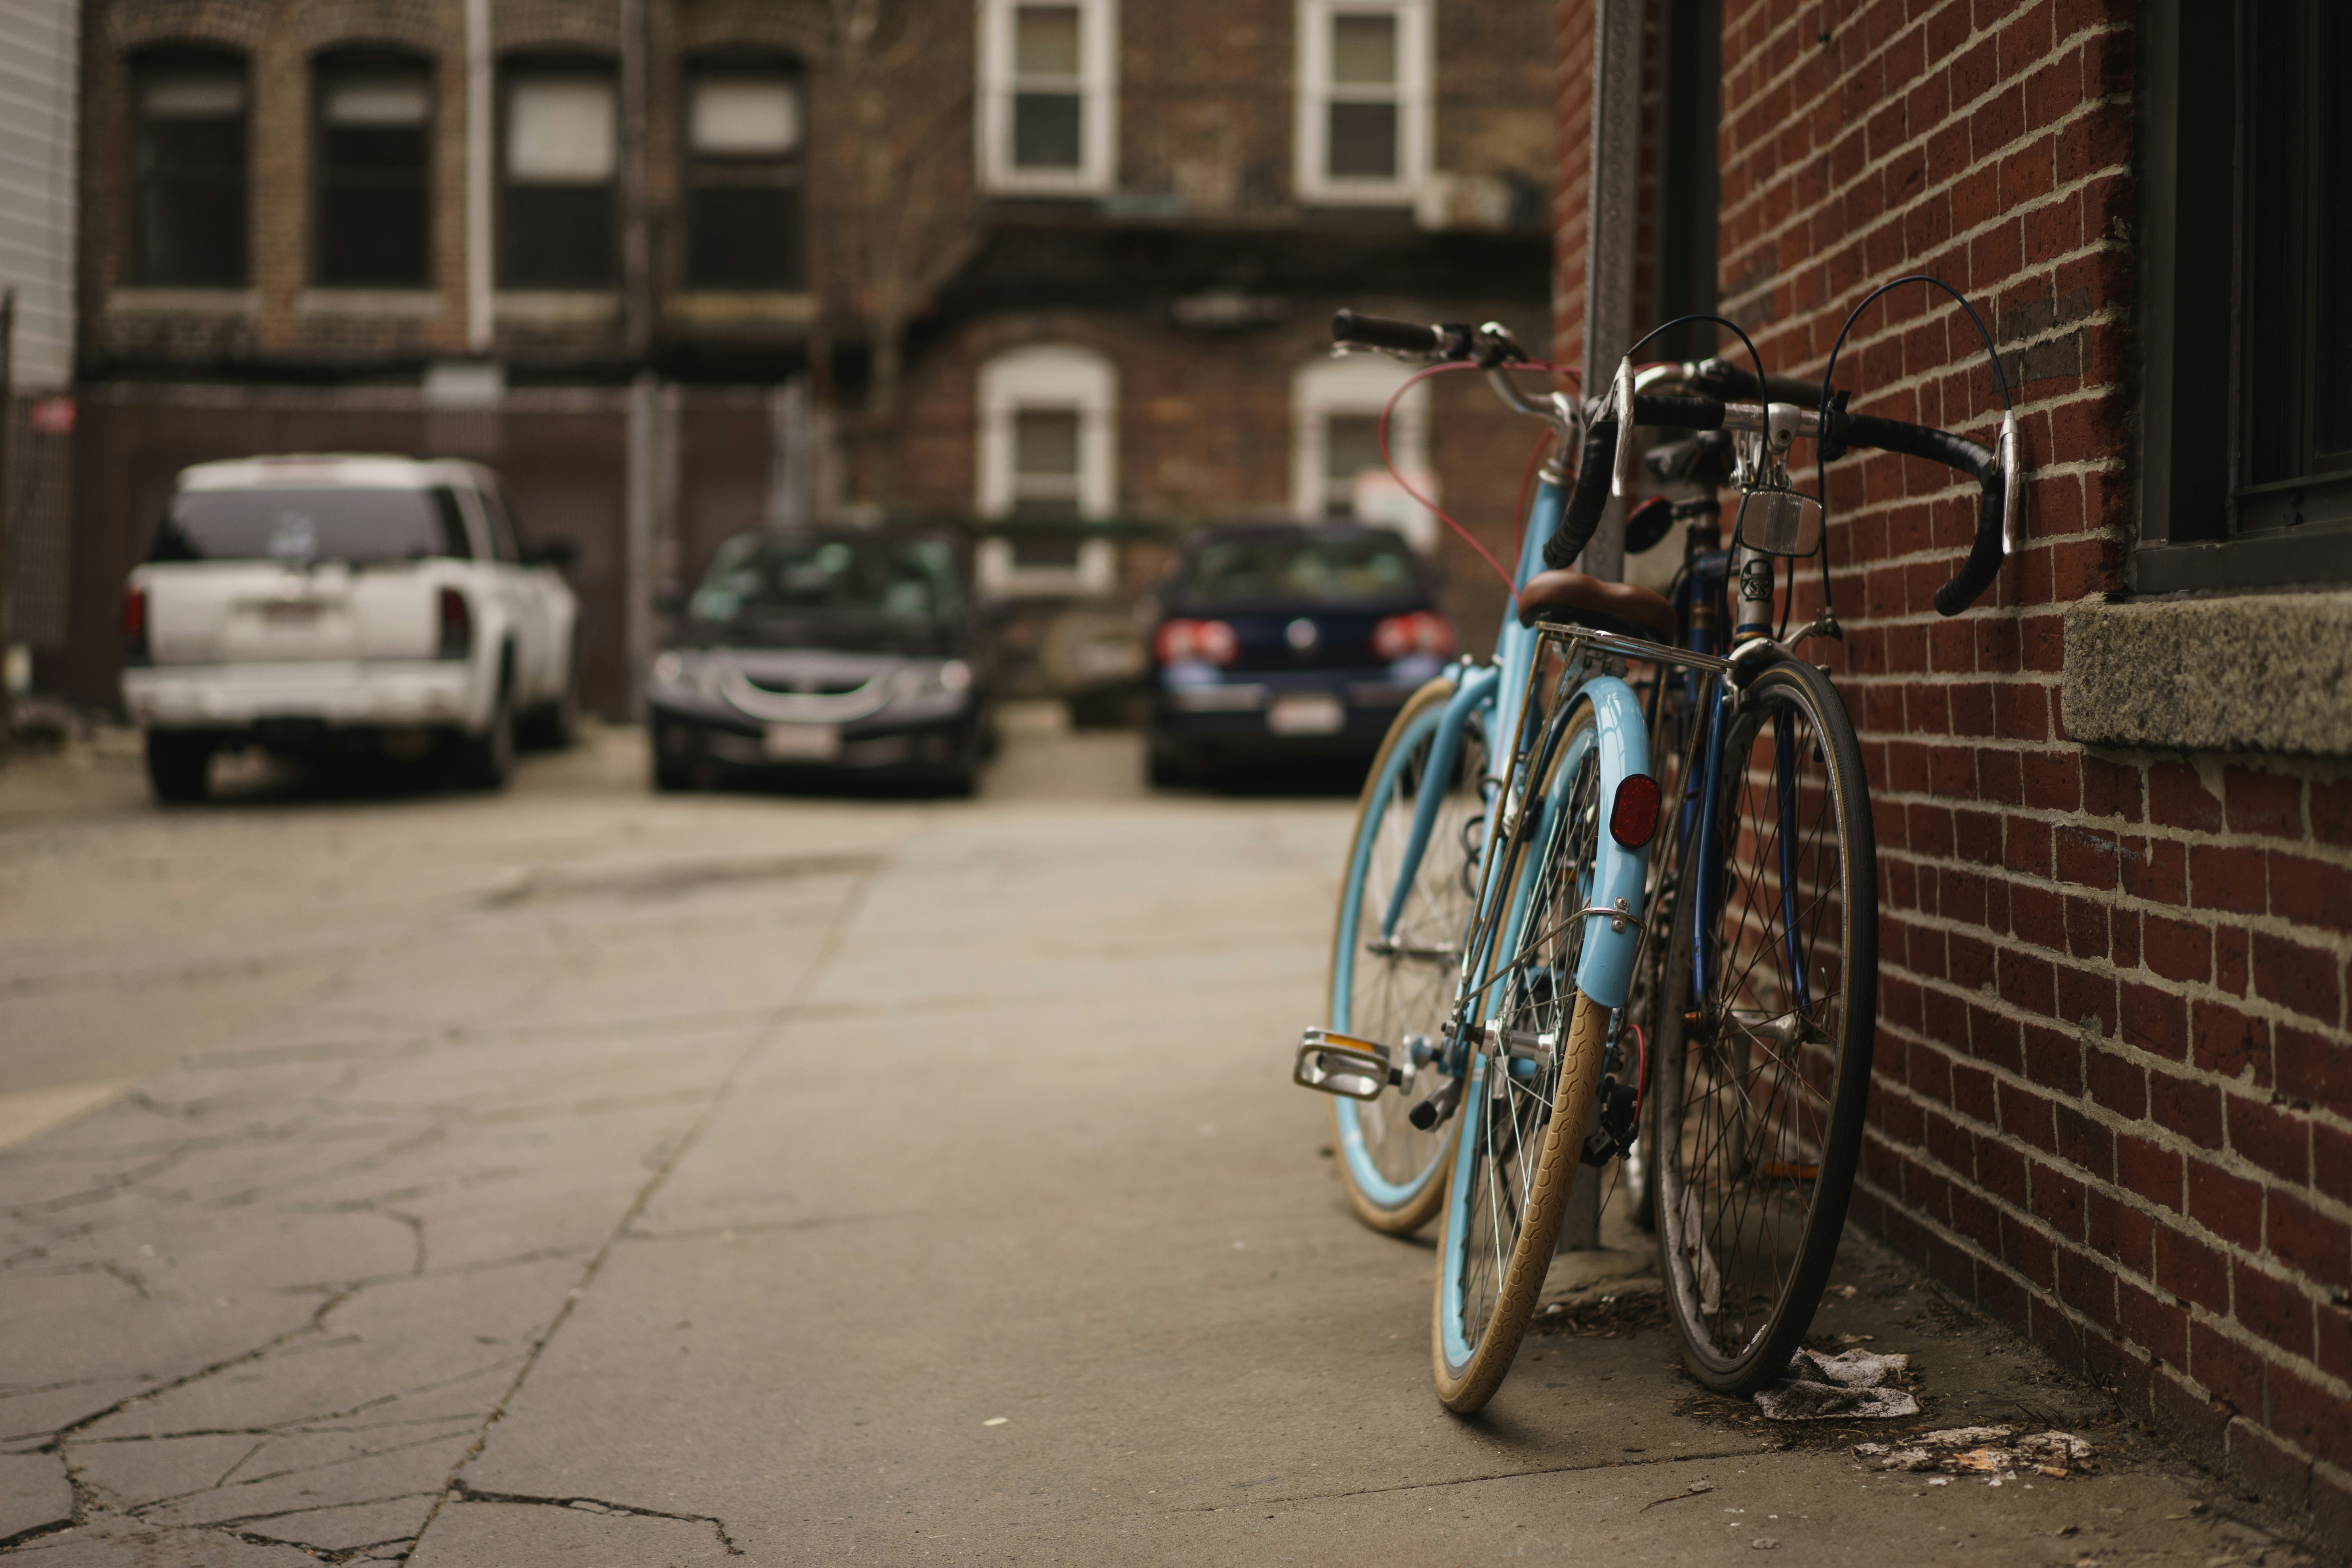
top-left (150, 486), bottom-right (472, 564)
top-left (691, 535), bottom-right (963, 622)
top-left (1184, 533), bottom-right (1421, 601)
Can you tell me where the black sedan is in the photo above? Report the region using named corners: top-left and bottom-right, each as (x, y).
top-left (648, 530), bottom-right (993, 794)
top-left (1145, 522), bottom-right (1454, 786)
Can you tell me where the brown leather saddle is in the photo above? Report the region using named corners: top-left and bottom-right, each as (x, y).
top-left (1514, 568), bottom-right (1677, 643)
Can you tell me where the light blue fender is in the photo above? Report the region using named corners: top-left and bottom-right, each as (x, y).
top-left (1570, 673), bottom-right (1651, 1010)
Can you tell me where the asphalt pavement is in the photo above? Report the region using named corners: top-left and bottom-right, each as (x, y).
top-left (0, 714), bottom-right (2310, 1565)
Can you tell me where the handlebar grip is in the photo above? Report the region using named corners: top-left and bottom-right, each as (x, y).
top-left (1544, 421), bottom-right (1619, 570)
top-left (1694, 360), bottom-right (1835, 406)
top-left (1831, 412), bottom-right (2004, 616)
top-left (1332, 309), bottom-right (1447, 356)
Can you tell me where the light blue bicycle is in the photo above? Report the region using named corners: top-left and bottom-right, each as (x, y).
top-left (1296, 288), bottom-right (2024, 1412)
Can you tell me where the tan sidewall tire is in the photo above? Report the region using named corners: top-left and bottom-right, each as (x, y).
top-left (1328, 675), bottom-right (1465, 1236)
top-left (1429, 991), bottom-right (1609, 1412)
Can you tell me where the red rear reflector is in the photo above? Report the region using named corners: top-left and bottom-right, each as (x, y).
top-left (436, 587), bottom-right (472, 659)
top-left (1609, 773), bottom-right (1660, 848)
top-left (123, 585), bottom-right (147, 639)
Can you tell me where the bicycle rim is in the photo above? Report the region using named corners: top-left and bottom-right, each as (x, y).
top-left (1654, 660), bottom-right (1878, 1392)
top-left (1431, 703), bottom-right (1608, 1413)
top-left (1329, 678), bottom-right (1482, 1233)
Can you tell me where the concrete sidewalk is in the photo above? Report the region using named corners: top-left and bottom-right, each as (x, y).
top-left (0, 724), bottom-right (2318, 1564)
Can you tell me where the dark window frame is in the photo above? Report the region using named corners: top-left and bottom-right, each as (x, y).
top-left (127, 45), bottom-right (251, 287)
top-left (679, 50), bottom-right (808, 291)
top-left (497, 52), bottom-right (621, 290)
top-left (2135, 0), bottom-right (2352, 591)
top-left (311, 46), bottom-right (436, 289)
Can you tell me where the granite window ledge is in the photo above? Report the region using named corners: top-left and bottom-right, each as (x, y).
top-left (2063, 590), bottom-right (2352, 755)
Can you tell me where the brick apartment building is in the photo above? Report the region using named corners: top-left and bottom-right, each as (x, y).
top-left (1551, 0), bottom-right (2350, 1547)
top-left (50, 0), bottom-right (1559, 717)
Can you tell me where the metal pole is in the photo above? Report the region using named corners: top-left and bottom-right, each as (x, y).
top-left (465, 0), bottom-right (494, 354)
top-left (619, 0), bottom-right (651, 359)
top-left (1576, 0), bottom-right (1643, 588)
top-left (0, 288), bottom-right (14, 754)
top-left (625, 371), bottom-right (656, 720)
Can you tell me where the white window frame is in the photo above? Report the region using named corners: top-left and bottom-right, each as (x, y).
top-left (1294, 0), bottom-right (1432, 206)
top-left (976, 0), bottom-right (1118, 197)
top-left (976, 343), bottom-right (1119, 596)
top-left (1292, 354), bottom-right (1438, 553)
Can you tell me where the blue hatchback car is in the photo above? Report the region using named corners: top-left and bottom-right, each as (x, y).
top-left (1145, 522), bottom-right (1454, 786)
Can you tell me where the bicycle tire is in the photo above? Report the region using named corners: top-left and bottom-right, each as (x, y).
top-left (1328, 676), bottom-right (1483, 1234)
top-left (1652, 658), bottom-right (1878, 1393)
top-left (1430, 698), bottom-right (1612, 1413)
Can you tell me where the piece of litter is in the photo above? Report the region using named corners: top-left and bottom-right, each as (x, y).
top-left (1836, 1285), bottom-right (1858, 1298)
top-left (1754, 1348), bottom-right (1918, 1421)
top-left (1752, 1538), bottom-right (1779, 1549)
top-left (1919, 1426), bottom-right (2018, 1446)
top-left (1927, 1477), bottom-right (1950, 1487)
top-left (1689, 1481), bottom-right (1715, 1494)
top-left (983, 1417), bottom-right (1008, 1427)
top-left (1637, 1480), bottom-right (1713, 1512)
top-left (1835, 1333), bottom-right (1877, 1344)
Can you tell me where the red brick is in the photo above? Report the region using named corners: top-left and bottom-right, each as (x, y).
top-left (2188, 1317), bottom-right (2262, 1413)
top-left (2149, 762), bottom-right (2223, 833)
top-left (2086, 1043), bottom-right (2147, 1116)
top-left (2031, 1159), bottom-right (2088, 1241)
top-left (2122, 835), bottom-right (2187, 905)
top-left (2266, 1187), bottom-right (2350, 1284)
top-left (2150, 1071), bottom-right (2222, 1146)
top-left (1999, 1078), bottom-right (2059, 1152)
top-left (2189, 843), bottom-right (2268, 915)
top-left (2224, 766), bottom-right (2302, 838)
top-left (2119, 981), bottom-right (2187, 1060)
top-left (2190, 999), bottom-right (2270, 1084)
top-left (2269, 1358), bottom-right (2352, 1475)
top-left (2083, 754), bottom-right (2142, 821)
top-left (2185, 1158), bottom-right (2261, 1245)
top-left (2314, 778), bottom-right (2352, 849)
top-left (2143, 915), bottom-right (2211, 984)
top-left (2215, 924), bottom-right (2249, 998)
top-left (2230, 1259), bottom-right (2314, 1358)
top-left (2224, 1093), bottom-right (2310, 1185)
top-left (2118, 1275), bottom-right (2187, 1364)
top-left (2269, 851), bottom-right (2352, 932)
top-left (2053, 824), bottom-right (2118, 888)
top-left (2251, 931), bottom-right (2343, 1024)
top-left (2273, 1022), bottom-right (2350, 1118)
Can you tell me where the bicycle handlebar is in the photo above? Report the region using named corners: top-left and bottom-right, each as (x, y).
top-left (1331, 310), bottom-right (1468, 359)
top-left (1548, 394), bottom-right (2011, 616)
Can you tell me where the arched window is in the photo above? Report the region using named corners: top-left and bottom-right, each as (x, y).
top-left (682, 53), bottom-right (806, 289)
top-left (313, 48), bottom-right (435, 287)
top-left (1291, 354), bottom-right (1435, 551)
top-left (500, 55), bottom-right (618, 288)
top-left (129, 46), bottom-right (249, 286)
top-left (975, 343), bottom-right (1118, 596)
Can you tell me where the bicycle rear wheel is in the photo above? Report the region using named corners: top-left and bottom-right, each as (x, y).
top-left (1653, 659), bottom-right (1878, 1393)
top-left (1431, 699), bottom-right (1609, 1413)
top-left (1329, 677), bottom-right (1485, 1233)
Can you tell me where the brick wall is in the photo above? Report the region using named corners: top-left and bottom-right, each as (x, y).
top-left (1555, 0), bottom-right (2352, 1547)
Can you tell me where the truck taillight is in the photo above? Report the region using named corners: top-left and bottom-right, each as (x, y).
top-left (123, 585), bottom-right (149, 663)
top-left (1153, 618), bottom-right (1238, 666)
top-left (436, 588), bottom-right (472, 659)
top-left (1372, 610), bottom-right (1456, 661)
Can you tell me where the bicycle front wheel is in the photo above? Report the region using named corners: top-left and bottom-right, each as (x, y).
top-left (1328, 676), bottom-right (1485, 1233)
top-left (1431, 698), bottom-right (1610, 1413)
top-left (1653, 658), bottom-right (1878, 1393)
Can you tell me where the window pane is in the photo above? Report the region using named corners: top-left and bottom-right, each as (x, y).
top-left (1324, 413), bottom-right (1384, 513)
top-left (691, 78), bottom-right (799, 156)
top-left (2315, 6), bottom-right (2352, 460)
top-left (1015, 6), bottom-right (1082, 78)
top-left (507, 76), bottom-right (615, 182)
top-left (687, 186), bottom-right (804, 288)
top-left (135, 63), bottom-right (246, 285)
top-left (324, 76), bottom-right (427, 126)
top-left (320, 185), bottom-right (429, 284)
top-left (1328, 101), bottom-right (1399, 179)
top-left (503, 185), bottom-right (616, 286)
top-left (142, 72), bottom-right (244, 118)
top-left (1331, 13), bottom-right (1397, 86)
top-left (1012, 91), bottom-right (1083, 168)
top-left (151, 488), bottom-right (449, 565)
top-left (1014, 409), bottom-right (1081, 477)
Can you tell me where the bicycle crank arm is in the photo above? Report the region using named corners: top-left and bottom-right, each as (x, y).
top-left (1363, 936), bottom-right (1460, 964)
top-left (1407, 1073), bottom-right (1466, 1132)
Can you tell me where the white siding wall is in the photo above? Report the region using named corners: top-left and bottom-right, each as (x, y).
top-left (0, 0), bottom-right (78, 390)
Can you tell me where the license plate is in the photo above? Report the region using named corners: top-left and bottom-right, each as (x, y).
top-left (1267, 694), bottom-right (1345, 736)
top-left (764, 724), bottom-right (841, 761)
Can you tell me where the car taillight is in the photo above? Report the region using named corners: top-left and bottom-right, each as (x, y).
top-left (123, 585), bottom-right (149, 662)
top-left (1153, 618), bottom-right (1238, 666)
top-left (436, 588), bottom-right (472, 659)
top-left (1372, 610), bottom-right (1457, 661)
top-left (1609, 773), bottom-right (1661, 848)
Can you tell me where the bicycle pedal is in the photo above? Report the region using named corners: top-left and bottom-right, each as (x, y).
top-left (1293, 1029), bottom-right (1392, 1101)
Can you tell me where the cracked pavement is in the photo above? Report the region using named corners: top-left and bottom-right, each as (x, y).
top-left (0, 721), bottom-right (2309, 1564)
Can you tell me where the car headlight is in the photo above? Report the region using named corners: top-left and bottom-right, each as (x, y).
top-left (651, 651), bottom-right (722, 697)
top-left (892, 659), bottom-right (973, 704)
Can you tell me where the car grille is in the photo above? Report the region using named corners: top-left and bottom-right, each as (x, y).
top-left (721, 668), bottom-right (891, 723)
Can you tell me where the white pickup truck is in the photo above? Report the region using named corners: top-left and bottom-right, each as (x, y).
top-left (121, 455), bottom-right (580, 802)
